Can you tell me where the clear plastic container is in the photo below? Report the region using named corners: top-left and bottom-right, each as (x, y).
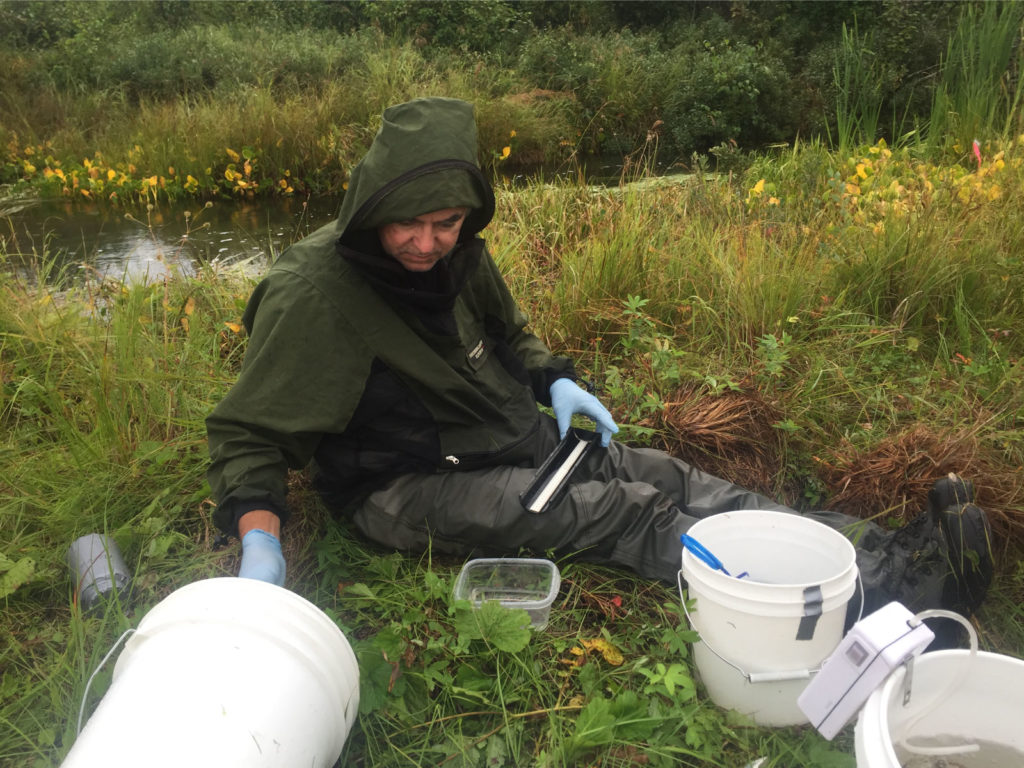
top-left (453, 558), bottom-right (561, 629)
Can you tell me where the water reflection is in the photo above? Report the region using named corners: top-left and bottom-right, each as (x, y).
top-left (1, 163), bottom-right (687, 286)
top-left (0, 196), bottom-right (339, 284)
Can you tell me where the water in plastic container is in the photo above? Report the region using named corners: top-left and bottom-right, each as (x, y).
top-left (896, 738), bottom-right (1024, 768)
top-left (856, 650), bottom-right (1024, 768)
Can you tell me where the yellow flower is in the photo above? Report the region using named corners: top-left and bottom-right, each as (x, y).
top-left (509, 130), bottom-right (517, 137)
top-left (750, 178), bottom-right (765, 196)
top-left (107, 169), bottom-right (116, 181)
top-left (500, 146), bottom-right (511, 160)
top-left (226, 148), bottom-right (240, 163)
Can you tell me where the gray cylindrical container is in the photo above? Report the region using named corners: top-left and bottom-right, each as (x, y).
top-left (67, 533), bottom-right (130, 609)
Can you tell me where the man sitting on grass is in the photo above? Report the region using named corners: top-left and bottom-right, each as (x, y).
top-left (206, 97), bottom-right (993, 630)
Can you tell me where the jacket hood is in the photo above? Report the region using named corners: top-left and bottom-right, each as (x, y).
top-left (336, 97), bottom-right (496, 244)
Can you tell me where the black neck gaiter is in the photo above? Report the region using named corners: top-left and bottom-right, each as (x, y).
top-left (337, 231), bottom-right (482, 335)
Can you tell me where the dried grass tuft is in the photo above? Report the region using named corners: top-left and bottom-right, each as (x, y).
top-left (818, 424), bottom-right (1024, 552)
top-left (654, 389), bottom-right (1024, 554)
top-left (655, 385), bottom-right (785, 498)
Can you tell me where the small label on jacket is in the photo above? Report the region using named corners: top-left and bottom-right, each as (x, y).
top-left (467, 339), bottom-right (487, 369)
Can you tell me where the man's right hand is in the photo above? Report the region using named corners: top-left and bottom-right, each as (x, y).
top-left (237, 509), bottom-right (285, 586)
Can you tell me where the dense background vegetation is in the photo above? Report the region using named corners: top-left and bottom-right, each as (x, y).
top-left (3, 2), bottom-right (1024, 767)
top-left (4, 0), bottom-right (1020, 201)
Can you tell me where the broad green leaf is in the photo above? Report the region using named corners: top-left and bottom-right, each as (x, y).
top-left (662, 663), bottom-right (696, 699)
top-left (571, 697), bottom-right (616, 749)
top-left (608, 690), bottom-right (658, 741)
top-left (454, 663), bottom-right (495, 694)
top-left (0, 555), bottom-right (36, 598)
top-left (341, 582), bottom-right (376, 598)
top-left (483, 733), bottom-right (509, 766)
top-left (423, 569), bottom-right (448, 600)
top-left (807, 740), bottom-right (856, 767)
top-left (454, 600), bottom-right (531, 653)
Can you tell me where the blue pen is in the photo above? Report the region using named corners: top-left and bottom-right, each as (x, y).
top-left (681, 534), bottom-right (748, 579)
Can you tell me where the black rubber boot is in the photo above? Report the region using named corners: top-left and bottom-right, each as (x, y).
top-left (928, 472), bottom-right (994, 618)
top-left (846, 474), bottom-right (993, 648)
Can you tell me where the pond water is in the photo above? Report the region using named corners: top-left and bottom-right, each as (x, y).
top-left (0, 195), bottom-right (340, 284)
top-left (0, 160), bottom-right (686, 286)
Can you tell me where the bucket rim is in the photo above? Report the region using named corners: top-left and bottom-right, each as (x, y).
top-left (681, 549), bottom-right (858, 598)
top-left (681, 510), bottom-right (857, 594)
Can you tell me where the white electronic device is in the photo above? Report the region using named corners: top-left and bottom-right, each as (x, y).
top-left (797, 601), bottom-right (935, 739)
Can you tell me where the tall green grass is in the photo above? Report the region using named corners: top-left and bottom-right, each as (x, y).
top-left (3, 138), bottom-right (1024, 766)
top-left (832, 22), bottom-right (886, 157)
top-left (927, 2), bottom-right (1024, 155)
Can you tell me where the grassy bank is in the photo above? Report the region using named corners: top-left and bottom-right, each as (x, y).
top-left (2, 137), bottom-right (1023, 766)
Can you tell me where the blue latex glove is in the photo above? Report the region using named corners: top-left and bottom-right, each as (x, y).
top-left (238, 529), bottom-right (286, 586)
top-left (550, 378), bottom-right (619, 447)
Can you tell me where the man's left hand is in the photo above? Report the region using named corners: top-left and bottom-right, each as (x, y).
top-left (238, 529), bottom-right (286, 586)
top-left (550, 378), bottom-right (618, 447)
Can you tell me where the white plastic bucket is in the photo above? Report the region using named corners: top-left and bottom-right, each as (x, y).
top-left (855, 649), bottom-right (1024, 767)
top-left (61, 577), bottom-right (360, 768)
top-left (679, 510), bottom-right (858, 726)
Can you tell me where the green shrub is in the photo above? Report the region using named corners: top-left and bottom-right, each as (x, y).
top-left (361, 0), bottom-right (531, 58)
top-left (43, 24), bottom-right (385, 100)
top-left (659, 27), bottom-right (793, 157)
top-left (515, 29), bottom-right (667, 155)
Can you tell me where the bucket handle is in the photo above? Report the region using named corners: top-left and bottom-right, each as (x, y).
top-left (76, 627), bottom-right (136, 735)
top-left (676, 570), bottom-right (865, 685)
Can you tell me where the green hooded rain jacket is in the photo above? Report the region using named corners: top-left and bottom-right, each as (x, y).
top-left (206, 98), bottom-right (574, 535)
